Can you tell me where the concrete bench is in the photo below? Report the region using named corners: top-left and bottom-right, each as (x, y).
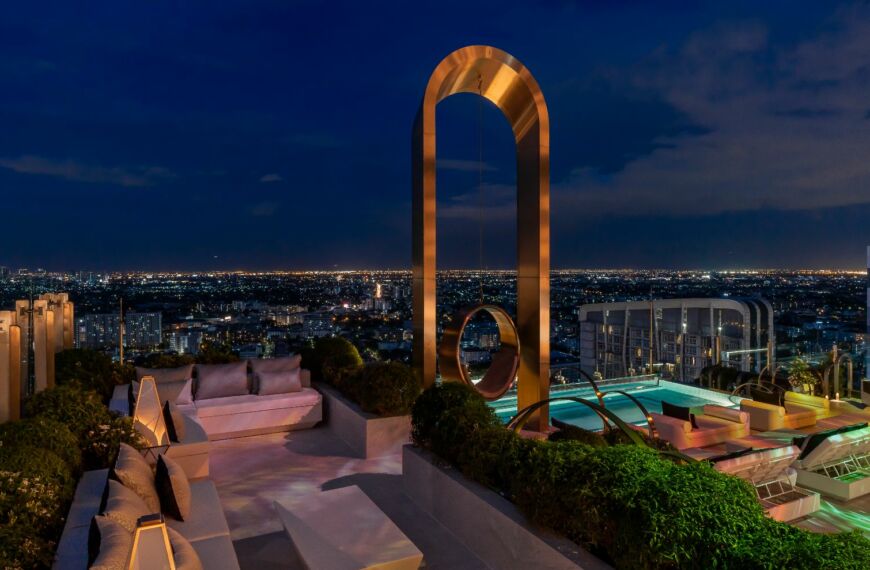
top-left (54, 469), bottom-right (239, 569)
top-left (274, 485), bottom-right (423, 570)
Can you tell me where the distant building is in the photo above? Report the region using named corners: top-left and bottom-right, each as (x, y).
top-left (301, 312), bottom-right (333, 338)
top-left (168, 330), bottom-right (202, 355)
top-left (76, 312), bottom-right (162, 349)
top-left (578, 298), bottom-right (774, 382)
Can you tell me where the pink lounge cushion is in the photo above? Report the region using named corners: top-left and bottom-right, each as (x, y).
top-left (194, 361), bottom-right (249, 400)
top-left (101, 479), bottom-right (152, 533)
top-left (257, 368), bottom-right (302, 395)
top-left (249, 354), bottom-right (301, 375)
top-left (194, 388), bottom-right (322, 418)
top-left (136, 364), bottom-right (195, 384)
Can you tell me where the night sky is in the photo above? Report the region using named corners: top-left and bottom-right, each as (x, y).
top-left (2, 1), bottom-right (870, 270)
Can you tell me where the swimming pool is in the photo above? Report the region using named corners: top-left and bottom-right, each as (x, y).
top-left (489, 379), bottom-right (741, 430)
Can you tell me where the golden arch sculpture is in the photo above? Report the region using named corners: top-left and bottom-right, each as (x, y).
top-left (412, 45), bottom-right (550, 430)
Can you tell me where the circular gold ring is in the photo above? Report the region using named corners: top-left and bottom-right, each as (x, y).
top-left (438, 304), bottom-right (520, 401)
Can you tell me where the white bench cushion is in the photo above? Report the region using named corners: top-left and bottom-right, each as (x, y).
top-left (195, 389), bottom-right (321, 418)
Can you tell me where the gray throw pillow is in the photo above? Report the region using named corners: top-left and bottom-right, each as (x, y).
top-left (194, 361), bottom-right (249, 400)
top-left (257, 369), bottom-right (303, 395)
top-left (135, 364), bottom-right (194, 384)
top-left (111, 443), bottom-right (160, 513)
top-left (89, 516), bottom-right (133, 570)
top-left (155, 454), bottom-right (191, 520)
top-left (102, 480), bottom-right (151, 532)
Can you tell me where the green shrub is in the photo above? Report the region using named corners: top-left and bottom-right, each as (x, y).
top-left (0, 447), bottom-right (73, 540)
top-left (0, 445), bottom-right (75, 504)
top-left (346, 361), bottom-right (422, 416)
top-left (548, 423), bottom-right (608, 447)
top-left (139, 353), bottom-right (196, 368)
top-left (55, 348), bottom-right (129, 402)
top-left (0, 417), bottom-right (82, 474)
top-left (302, 337), bottom-right (362, 383)
top-left (411, 382), bottom-right (500, 464)
top-left (25, 383), bottom-right (144, 469)
top-left (0, 525), bottom-right (56, 569)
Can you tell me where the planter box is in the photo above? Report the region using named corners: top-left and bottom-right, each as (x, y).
top-left (402, 445), bottom-right (610, 570)
top-left (316, 382), bottom-right (411, 458)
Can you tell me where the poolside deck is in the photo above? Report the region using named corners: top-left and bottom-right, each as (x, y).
top-left (210, 427), bottom-right (487, 569)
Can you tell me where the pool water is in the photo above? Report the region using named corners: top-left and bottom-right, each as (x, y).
top-left (489, 382), bottom-right (736, 431)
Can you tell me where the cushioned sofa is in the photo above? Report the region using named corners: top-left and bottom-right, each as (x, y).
top-left (740, 391), bottom-right (827, 431)
top-left (54, 446), bottom-right (239, 569)
top-left (651, 404), bottom-right (750, 450)
top-left (111, 356), bottom-right (322, 441)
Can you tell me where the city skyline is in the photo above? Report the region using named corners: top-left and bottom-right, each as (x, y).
top-left (4, 2), bottom-right (870, 269)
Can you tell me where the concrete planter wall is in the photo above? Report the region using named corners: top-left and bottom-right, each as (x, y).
top-left (316, 382), bottom-right (411, 458)
top-left (403, 445), bottom-right (610, 570)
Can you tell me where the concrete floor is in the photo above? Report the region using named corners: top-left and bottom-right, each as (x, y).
top-left (209, 428), bottom-right (488, 569)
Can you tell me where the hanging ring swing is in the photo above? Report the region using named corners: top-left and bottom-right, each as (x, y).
top-left (438, 305), bottom-right (520, 400)
top-left (437, 74), bottom-right (521, 401)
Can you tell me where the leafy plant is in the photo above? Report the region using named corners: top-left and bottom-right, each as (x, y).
top-left (24, 382), bottom-right (144, 469)
top-left (302, 336), bottom-right (362, 383)
top-left (0, 416), bottom-right (82, 474)
top-left (55, 348), bottom-right (131, 402)
top-left (548, 423), bottom-right (608, 447)
top-left (346, 361), bottom-right (422, 416)
top-left (0, 521), bottom-right (56, 569)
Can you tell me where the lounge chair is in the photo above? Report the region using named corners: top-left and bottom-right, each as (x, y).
top-left (792, 423), bottom-right (870, 501)
top-left (710, 445), bottom-right (820, 522)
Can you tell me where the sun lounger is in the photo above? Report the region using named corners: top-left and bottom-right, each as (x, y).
top-left (792, 423), bottom-right (870, 501)
top-left (709, 445), bottom-right (819, 521)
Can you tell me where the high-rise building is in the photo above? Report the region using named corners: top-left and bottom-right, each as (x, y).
top-left (301, 312), bottom-right (334, 338)
top-left (76, 312), bottom-right (162, 350)
top-left (578, 298), bottom-right (774, 382)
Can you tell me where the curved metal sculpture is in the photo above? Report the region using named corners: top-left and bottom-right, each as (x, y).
top-left (413, 45), bottom-right (550, 430)
top-left (729, 380), bottom-right (786, 404)
top-left (506, 396), bottom-right (647, 446)
top-left (607, 390), bottom-right (658, 440)
top-left (833, 353), bottom-right (854, 399)
top-left (438, 305), bottom-right (520, 400)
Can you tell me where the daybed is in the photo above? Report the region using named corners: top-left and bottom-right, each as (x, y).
top-left (651, 404), bottom-right (750, 450)
top-left (740, 391), bottom-right (825, 431)
top-left (710, 445), bottom-right (820, 522)
top-left (111, 356), bottom-right (322, 441)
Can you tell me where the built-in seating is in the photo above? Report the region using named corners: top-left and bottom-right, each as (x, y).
top-left (54, 455), bottom-right (239, 568)
top-left (740, 391), bottom-right (824, 431)
top-left (110, 357), bottom-right (322, 441)
top-left (651, 404), bottom-right (750, 450)
top-left (793, 423), bottom-right (870, 501)
top-left (710, 445), bottom-right (820, 522)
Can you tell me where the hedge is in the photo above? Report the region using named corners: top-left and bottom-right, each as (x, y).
top-left (0, 416), bottom-right (83, 474)
top-left (305, 337), bottom-right (421, 417)
top-left (411, 383), bottom-right (870, 569)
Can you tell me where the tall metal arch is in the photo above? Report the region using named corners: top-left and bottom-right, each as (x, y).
top-left (412, 45), bottom-right (550, 430)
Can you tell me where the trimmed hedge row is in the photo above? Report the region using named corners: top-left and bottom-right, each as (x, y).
top-left (411, 383), bottom-right (870, 569)
top-left (0, 382), bottom-right (143, 569)
top-left (305, 337), bottom-right (421, 417)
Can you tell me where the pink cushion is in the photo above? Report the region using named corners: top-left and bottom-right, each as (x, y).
top-left (194, 362), bottom-right (249, 400)
top-left (257, 369), bottom-right (302, 395)
top-left (194, 389), bottom-right (322, 418)
top-left (249, 355), bottom-right (301, 375)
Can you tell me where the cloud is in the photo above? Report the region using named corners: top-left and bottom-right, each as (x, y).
top-left (259, 173), bottom-right (283, 183)
top-left (555, 8), bottom-right (870, 218)
top-left (249, 201), bottom-right (279, 216)
top-left (438, 183), bottom-right (516, 221)
top-left (437, 159), bottom-right (497, 172)
top-left (0, 155), bottom-right (173, 187)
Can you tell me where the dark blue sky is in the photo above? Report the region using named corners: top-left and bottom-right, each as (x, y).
top-left (2, 1), bottom-right (869, 270)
